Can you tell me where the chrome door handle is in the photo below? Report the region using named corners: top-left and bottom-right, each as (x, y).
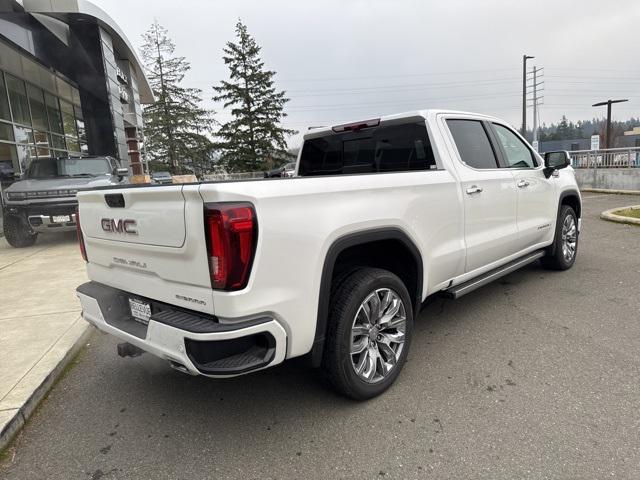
top-left (466, 185), bottom-right (483, 195)
top-left (517, 180), bottom-right (530, 188)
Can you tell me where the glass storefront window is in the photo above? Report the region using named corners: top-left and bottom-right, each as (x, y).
top-left (66, 137), bottom-right (80, 152)
top-left (26, 84), bottom-right (48, 131)
top-left (33, 130), bottom-right (50, 151)
top-left (60, 100), bottom-right (77, 138)
top-left (45, 92), bottom-right (63, 134)
top-left (51, 149), bottom-right (67, 158)
top-left (74, 105), bottom-right (86, 144)
top-left (16, 144), bottom-right (35, 173)
top-left (0, 142), bottom-right (18, 183)
top-left (14, 126), bottom-right (33, 144)
top-left (0, 121), bottom-right (14, 142)
top-left (36, 146), bottom-right (50, 158)
top-left (49, 133), bottom-right (66, 150)
top-left (5, 74), bottom-right (31, 126)
top-left (0, 73), bottom-right (11, 122)
top-left (0, 66), bottom-right (87, 178)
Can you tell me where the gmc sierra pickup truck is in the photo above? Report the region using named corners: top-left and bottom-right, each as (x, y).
top-left (75, 110), bottom-right (581, 400)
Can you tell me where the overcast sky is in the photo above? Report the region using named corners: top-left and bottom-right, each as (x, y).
top-left (94, 0), bottom-right (640, 146)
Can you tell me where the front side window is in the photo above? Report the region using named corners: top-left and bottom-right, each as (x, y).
top-left (447, 119), bottom-right (498, 169)
top-left (298, 122), bottom-right (436, 176)
top-left (492, 123), bottom-right (537, 168)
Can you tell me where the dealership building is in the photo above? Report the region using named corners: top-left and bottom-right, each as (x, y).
top-left (0, 0), bottom-right (152, 186)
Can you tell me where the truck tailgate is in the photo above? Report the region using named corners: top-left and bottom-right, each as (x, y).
top-left (81, 186), bottom-right (186, 247)
top-left (77, 185), bottom-right (215, 314)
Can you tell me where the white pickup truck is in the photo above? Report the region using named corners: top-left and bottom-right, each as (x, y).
top-left (75, 110), bottom-right (581, 399)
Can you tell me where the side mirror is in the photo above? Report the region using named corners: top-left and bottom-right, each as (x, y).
top-left (116, 167), bottom-right (129, 178)
top-left (543, 151), bottom-right (571, 178)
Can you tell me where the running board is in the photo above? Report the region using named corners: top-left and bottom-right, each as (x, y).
top-left (441, 250), bottom-right (545, 299)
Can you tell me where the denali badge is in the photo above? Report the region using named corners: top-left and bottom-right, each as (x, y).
top-left (101, 218), bottom-right (138, 235)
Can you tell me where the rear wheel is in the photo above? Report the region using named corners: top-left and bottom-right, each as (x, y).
top-left (541, 205), bottom-right (578, 270)
top-left (322, 268), bottom-right (413, 400)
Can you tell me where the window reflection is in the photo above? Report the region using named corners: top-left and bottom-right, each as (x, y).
top-left (26, 84), bottom-right (48, 131)
top-left (0, 73), bottom-right (11, 122)
top-left (0, 67), bottom-right (85, 179)
top-left (6, 74), bottom-right (31, 126)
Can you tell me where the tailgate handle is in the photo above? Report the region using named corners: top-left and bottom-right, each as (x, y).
top-left (105, 193), bottom-right (125, 208)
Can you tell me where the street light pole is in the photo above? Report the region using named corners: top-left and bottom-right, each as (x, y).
top-left (592, 99), bottom-right (629, 149)
top-left (522, 55), bottom-right (534, 136)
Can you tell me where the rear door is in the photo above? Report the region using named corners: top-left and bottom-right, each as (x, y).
top-left (489, 122), bottom-right (556, 250)
top-left (445, 118), bottom-right (519, 273)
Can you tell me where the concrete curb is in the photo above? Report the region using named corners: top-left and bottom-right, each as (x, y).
top-left (600, 205), bottom-right (640, 226)
top-left (0, 323), bottom-right (94, 452)
top-left (581, 188), bottom-right (640, 195)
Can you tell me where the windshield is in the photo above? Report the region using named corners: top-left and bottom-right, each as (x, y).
top-left (26, 158), bottom-right (112, 179)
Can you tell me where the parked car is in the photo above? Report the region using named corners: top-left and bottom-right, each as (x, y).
top-left (2, 156), bottom-right (127, 247)
top-left (264, 162), bottom-right (296, 178)
top-left (151, 171), bottom-right (173, 184)
top-left (75, 110), bottom-right (581, 400)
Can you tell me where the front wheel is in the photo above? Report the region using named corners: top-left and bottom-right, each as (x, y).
top-left (322, 268), bottom-right (413, 400)
top-left (3, 215), bottom-right (38, 248)
top-left (541, 205), bottom-right (578, 270)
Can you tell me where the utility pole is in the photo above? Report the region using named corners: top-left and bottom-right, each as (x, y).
top-left (592, 99), bottom-right (629, 149)
top-left (527, 66), bottom-right (544, 149)
top-left (521, 54), bottom-right (534, 136)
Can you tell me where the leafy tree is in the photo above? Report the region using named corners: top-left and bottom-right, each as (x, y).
top-left (140, 21), bottom-right (214, 172)
top-left (213, 20), bottom-right (296, 172)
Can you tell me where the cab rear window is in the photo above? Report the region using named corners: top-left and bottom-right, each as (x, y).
top-left (298, 122), bottom-right (436, 176)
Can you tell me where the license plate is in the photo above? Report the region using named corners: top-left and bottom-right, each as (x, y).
top-left (129, 298), bottom-right (151, 324)
top-left (52, 215), bottom-right (71, 223)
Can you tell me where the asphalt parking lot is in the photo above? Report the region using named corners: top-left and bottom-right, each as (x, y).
top-left (1, 193), bottom-right (639, 480)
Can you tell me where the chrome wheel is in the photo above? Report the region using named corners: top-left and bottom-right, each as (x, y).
top-left (350, 288), bottom-right (406, 384)
top-left (561, 214), bottom-right (577, 262)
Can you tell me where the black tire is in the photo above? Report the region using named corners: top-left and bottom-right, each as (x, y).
top-left (322, 267), bottom-right (413, 400)
top-left (541, 205), bottom-right (578, 270)
top-left (3, 215), bottom-right (37, 248)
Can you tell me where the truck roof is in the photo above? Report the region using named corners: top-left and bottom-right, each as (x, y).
top-left (303, 109), bottom-right (502, 139)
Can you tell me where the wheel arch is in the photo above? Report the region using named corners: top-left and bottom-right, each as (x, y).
top-left (309, 227), bottom-right (423, 367)
top-left (559, 189), bottom-right (581, 219)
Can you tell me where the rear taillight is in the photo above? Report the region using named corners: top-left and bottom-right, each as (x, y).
top-left (75, 208), bottom-right (88, 262)
top-left (204, 203), bottom-right (257, 290)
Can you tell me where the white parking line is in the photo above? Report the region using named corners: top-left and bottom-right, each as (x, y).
top-left (581, 195), bottom-right (612, 199)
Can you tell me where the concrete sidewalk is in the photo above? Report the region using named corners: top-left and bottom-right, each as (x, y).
top-left (0, 232), bottom-right (91, 451)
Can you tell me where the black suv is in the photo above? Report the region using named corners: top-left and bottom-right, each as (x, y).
top-left (2, 156), bottom-right (128, 247)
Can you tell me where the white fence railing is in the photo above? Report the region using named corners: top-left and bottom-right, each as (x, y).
top-left (568, 147), bottom-right (640, 169)
top-left (201, 171), bottom-right (265, 181)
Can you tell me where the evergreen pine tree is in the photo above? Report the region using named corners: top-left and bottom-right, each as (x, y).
top-left (140, 21), bottom-right (214, 172)
top-left (213, 20), bottom-right (296, 172)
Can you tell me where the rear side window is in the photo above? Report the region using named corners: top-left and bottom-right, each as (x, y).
top-left (447, 119), bottom-right (499, 169)
top-left (298, 122), bottom-right (436, 176)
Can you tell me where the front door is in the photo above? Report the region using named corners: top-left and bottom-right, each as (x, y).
top-left (445, 118), bottom-right (519, 273)
top-left (489, 123), bottom-right (556, 250)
